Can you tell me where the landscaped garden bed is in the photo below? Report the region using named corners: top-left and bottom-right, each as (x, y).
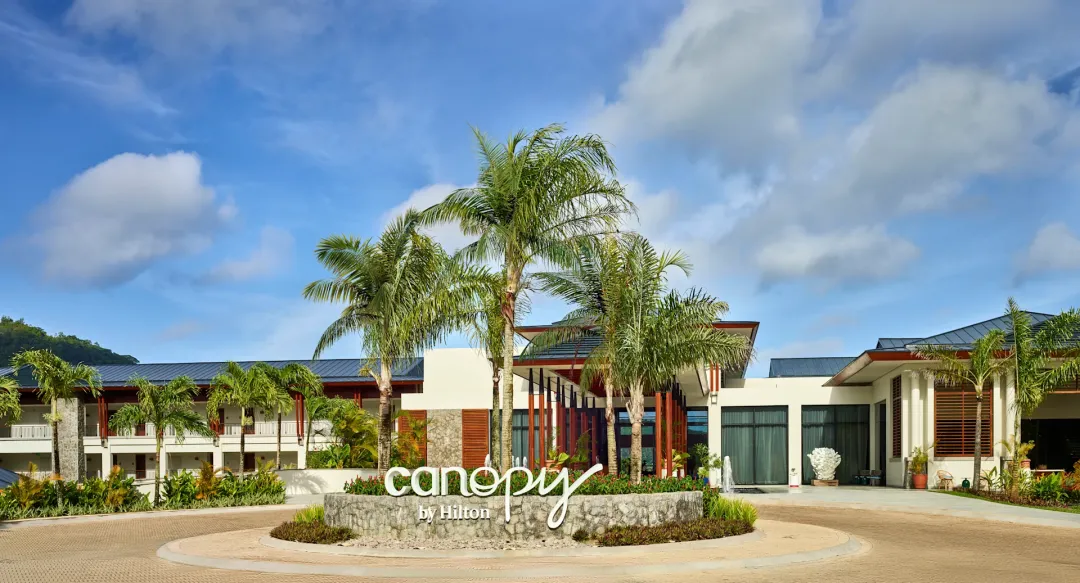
top-left (0, 461), bottom-right (286, 521)
top-left (934, 462), bottom-right (1080, 515)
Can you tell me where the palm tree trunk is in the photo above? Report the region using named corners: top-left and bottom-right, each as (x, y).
top-left (490, 369), bottom-right (500, 466)
top-left (974, 394), bottom-right (983, 492)
top-left (500, 286), bottom-right (517, 471)
top-left (275, 413), bottom-right (282, 470)
top-left (377, 360), bottom-right (393, 474)
top-left (239, 406), bottom-right (246, 479)
top-left (628, 382), bottom-right (645, 484)
top-left (50, 398), bottom-right (60, 476)
top-left (604, 376), bottom-right (617, 475)
top-left (154, 437), bottom-right (163, 506)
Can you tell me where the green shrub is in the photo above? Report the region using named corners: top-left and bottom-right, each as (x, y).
top-left (705, 495), bottom-right (758, 526)
top-left (163, 472), bottom-right (197, 506)
top-left (1031, 473), bottom-right (1069, 504)
top-left (344, 471), bottom-right (707, 496)
top-left (293, 505), bottom-right (324, 525)
top-left (593, 518), bottom-right (753, 546)
top-left (270, 521), bottom-right (354, 544)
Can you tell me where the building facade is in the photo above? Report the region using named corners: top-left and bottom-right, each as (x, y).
top-left (2, 312), bottom-right (1078, 488)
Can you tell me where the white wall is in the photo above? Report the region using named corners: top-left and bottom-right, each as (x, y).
top-left (276, 468), bottom-right (378, 495)
top-left (1027, 393), bottom-right (1080, 419)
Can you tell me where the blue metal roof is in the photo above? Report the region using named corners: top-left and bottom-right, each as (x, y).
top-left (0, 358), bottom-right (424, 388)
top-left (903, 312), bottom-right (1061, 350)
top-left (517, 333), bottom-right (602, 362)
top-left (768, 357), bottom-right (857, 378)
top-left (875, 338), bottom-right (921, 350)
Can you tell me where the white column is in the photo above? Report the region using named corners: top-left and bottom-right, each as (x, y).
top-left (992, 374), bottom-right (1004, 458)
top-left (708, 403), bottom-right (723, 484)
top-left (924, 375), bottom-right (935, 452)
top-left (1005, 371), bottom-right (1017, 440)
top-left (212, 448), bottom-right (224, 470)
top-left (909, 372), bottom-right (922, 451)
top-left (788, 404), bottom-right (801, 485)
top-left (101, 450), bottom-right (110, 478)
top-left (297, 445), bottom-right (308, 469)
top-left (869, 402), bottom-right (879, 470)
top-left (158, 444), bottom-right (168, 479)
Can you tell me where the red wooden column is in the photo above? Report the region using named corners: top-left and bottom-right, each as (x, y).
top-left (544, 375), bottom-right (552, 464)
top-left (295, 393), bottom-right (305, 439)
top-left (655, 390), bottom-right (664, 477)
top-left (527, 369), bottom-right (535, 468)
top-left (569, 387), bottom-right (577, 456)
top-left (98, 395), bottom-right (108, 438)
top-left (660, 386), bottom-right (669, 477)
top-left (588, 397), bottom-right (597, 467)
top-left (555, 378), bottom-right (563, 455)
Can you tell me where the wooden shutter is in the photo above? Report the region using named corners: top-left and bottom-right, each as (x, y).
top-left (891, 376), bottom-right (902, 458)
top-left (396, 410), bottom-right (427, 462)
top-left (935, 382), bottom-right (992, 456)
top-left (461, 409), bottom-right (489, 468)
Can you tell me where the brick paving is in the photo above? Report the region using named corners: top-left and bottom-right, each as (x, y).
top-left (2, 505), bottom-right (1079, 582)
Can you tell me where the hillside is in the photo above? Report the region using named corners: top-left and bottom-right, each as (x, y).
top-left (0, 316), bottom-right (138, 365)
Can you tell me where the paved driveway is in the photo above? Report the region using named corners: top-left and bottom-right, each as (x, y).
top-left (1, 503), bottom-right (1078, 582)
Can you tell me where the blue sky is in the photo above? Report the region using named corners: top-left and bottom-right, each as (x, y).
top-left (3, 0), bottom-right (1080, 376)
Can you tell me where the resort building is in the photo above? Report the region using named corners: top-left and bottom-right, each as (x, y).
top-left (2, 311), bottom-right (1078, 488)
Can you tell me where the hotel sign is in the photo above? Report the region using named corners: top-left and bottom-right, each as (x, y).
top-left (385, 463), bottom-right (604, 528)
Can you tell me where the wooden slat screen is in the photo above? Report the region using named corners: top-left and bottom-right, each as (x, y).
top-left (461, 409), bottom-right (489, 468)
top-left (934, 382), bottom-right (992, 456)
top-left (891, 376), bottom-right (901, 458)
top-left (396, 410), bottom-right (427, 463)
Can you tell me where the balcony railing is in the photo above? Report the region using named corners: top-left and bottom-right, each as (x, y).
top-left (1, 424), bottom-right (52, 440)
top-left (222, 421), bottom-right (299, 437)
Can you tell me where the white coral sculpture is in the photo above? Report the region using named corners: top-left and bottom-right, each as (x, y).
top-left (808, 447), bottom-right (842, 481)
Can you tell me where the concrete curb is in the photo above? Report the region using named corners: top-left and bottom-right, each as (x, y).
top-left (0, 503), bottom-right (302, 530)
top-left (258, 528), bottom-right (765, 558)
top-left (157, 525), bottom-right (866, 578)
top-left (752, 497), bottom-right (1080, 529)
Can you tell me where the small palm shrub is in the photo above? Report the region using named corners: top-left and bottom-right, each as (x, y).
top-left (293, 505), bottom-right (324, 525)
top-left (5, 463), bottom-right (46, 509)
top-left (705, 495), bottom-right (758, 526)
top-left (593, 518), bottom-right (753, 546)
top-left (163, 471), bottom-right (197, 506)
top-left (270, 521), bottom-right (354, 544)
top-left (1, 464), bottom-right (149, 520)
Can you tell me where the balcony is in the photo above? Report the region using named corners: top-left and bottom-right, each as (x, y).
top-left (0, 424), bottom-right (51, 440)
top-left (222, 421), bottom-right (299, 437)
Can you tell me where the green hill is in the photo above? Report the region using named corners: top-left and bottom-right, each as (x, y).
top-left (1, 316), bottom-right (138, 365)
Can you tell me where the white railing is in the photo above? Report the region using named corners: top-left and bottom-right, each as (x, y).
top-left (222, 421), bottom-right (298, 437)
top-left (162, 426), bottom-right (214, 439)
top-left (85, 423), bottom-right (99, 438)
top-left (5, 425), bottom-right (52, 440)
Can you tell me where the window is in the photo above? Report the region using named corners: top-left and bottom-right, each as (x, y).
top-left (891, 376), bottom-right (901, 458)
top-left (935, 382), bottom-right (992, 456)
top-left (720, 407), bottom-right (788, 485)
top-left (802, 406), bottom-right (870, 484)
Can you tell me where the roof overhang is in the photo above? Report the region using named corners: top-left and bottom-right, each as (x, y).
top-left (824, 348), bottom-right (1018, 386)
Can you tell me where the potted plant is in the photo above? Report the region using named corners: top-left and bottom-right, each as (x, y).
top-left (909, 444), bottom-right (933, 489)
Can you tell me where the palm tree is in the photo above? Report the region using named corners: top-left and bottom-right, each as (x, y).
top-left (1005, 298), bottom-right (1080, 436)
top-left (303, 395), bottom-right (347, 459)
top-left (465, 270), bottom-right (530, 465)
top-left (10, 349), bottom-right (101, 477)
top-left (255, 363), bottom-right (323, 470)
top-left (527, 235), bottom-right (629, 475)
top-left (420, 123), bottom-right (633, 469)
top-left (608, 237), bottom-right (752, 483)
top-left (913, 330), bottom-right (1012, 492)
top-left (304, 210), bottom-right (486, 474)
top-left (0, 375), bottom-right (21, 424)
top-left (108, 376), bottom-right (214, 505)
top-left (207, 362), bottom-right (273, 479)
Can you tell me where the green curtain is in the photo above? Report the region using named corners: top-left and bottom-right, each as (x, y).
top-left (721, 407), bottom-right (788, 485)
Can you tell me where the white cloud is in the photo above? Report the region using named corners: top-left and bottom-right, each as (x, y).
top-left (155, 319), bottom-right (204, 342)
top-left (381, 183), bottom-right (473, 252)
top-left (0, 3), bottom-right (170, 114)
top-left (28, 152), bottom-right (232, 287)
top-left (591, 0), bottom-right (818, 170)
top-left (755, 226), bottom-right (919, 285)
top-left (65, 0), bottom-right (333, 58)
top-left (1018, 222), bottom-right (1080, 277)
top-left (200, 226), bottom-right (294, 284)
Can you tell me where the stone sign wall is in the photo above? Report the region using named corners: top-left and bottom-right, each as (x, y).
top-left (425, 410), bottom-right (462, 467)
top-left (325, 491), bottom-right (702, 540)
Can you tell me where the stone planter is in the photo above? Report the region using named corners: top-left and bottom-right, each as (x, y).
top-left (811, 479), bottom-right (839, 487)
top-left (325, 491), bottom-right (703, 541)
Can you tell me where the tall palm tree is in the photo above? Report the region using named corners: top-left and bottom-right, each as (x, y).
top-left (304, 210), bottom-right (486, 474)
top-left (255, 363), bottom-right (323, 470)
top-left (465, 270), bottom-right (530, 465)
top-left (527, 235), bottom-right (629, 475)
top-left (0, 375), bottom-right (21, 424)
top-left (10, 350), bottom-right (101, 477)
top-left (420, 123), bottom-right (633, 469)
top-left (913, 330), bottom-right (1012, 492)
top-left (609, 237), bottom-right (752, 483)
top-left (1005, 298), bottom-right (1080, 437)
top-left (109, 376), bottom-right (214, 505)
top-left (207, 362), bottom-right (273, 479)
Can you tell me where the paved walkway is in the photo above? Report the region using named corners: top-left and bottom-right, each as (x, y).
top-left (748, 486), bottom-right (1080, 529)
